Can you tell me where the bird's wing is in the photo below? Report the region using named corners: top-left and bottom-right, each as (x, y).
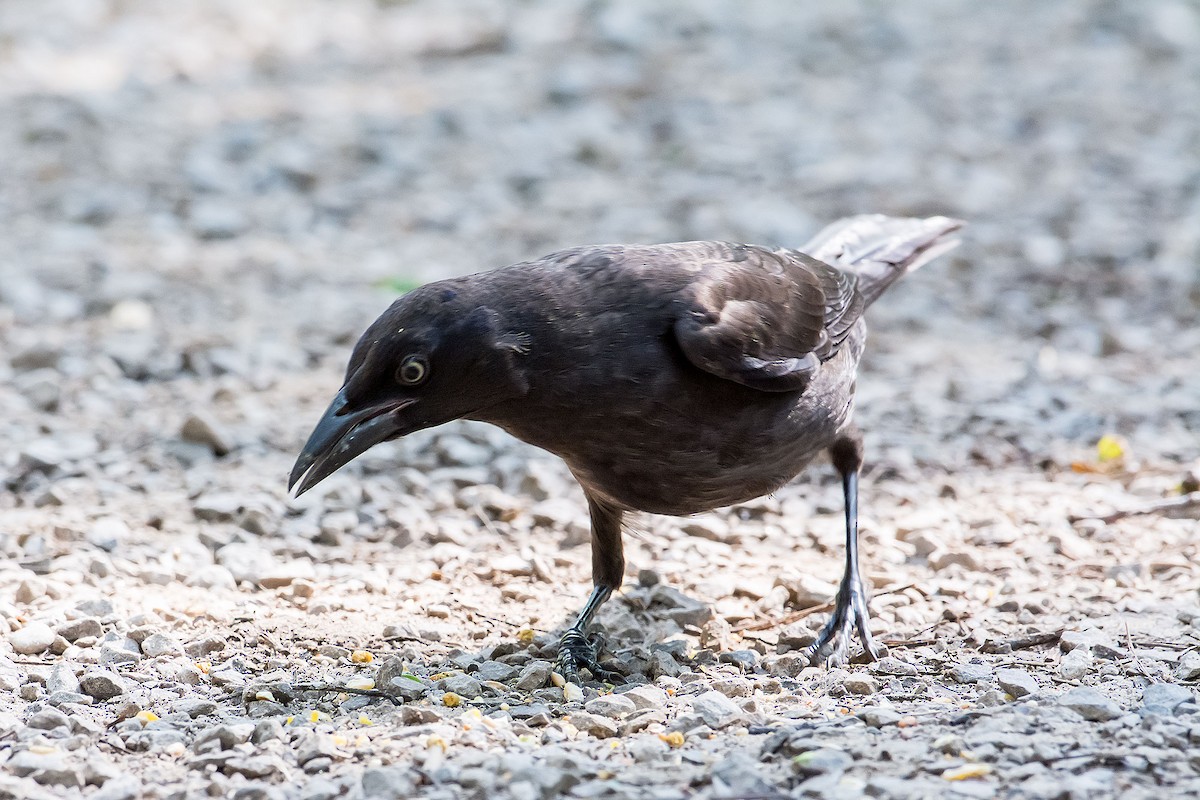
top-left (669, 243), bottom-right (864, 393)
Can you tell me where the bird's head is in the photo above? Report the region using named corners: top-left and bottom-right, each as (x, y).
top-left (288, 283), bottom-right (530, 497)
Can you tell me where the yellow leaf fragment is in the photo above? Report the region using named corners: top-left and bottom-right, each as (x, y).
top-left (358, 714), bottom-right (374, 726)
top-left (1097, 434), bottom-right (1125, 462)
top-left (943, 764), bottom-right (992, 781)
top-left (517, 628), bottom-right (536, 644)
top-left (659, 731), bottom-right (685, 748)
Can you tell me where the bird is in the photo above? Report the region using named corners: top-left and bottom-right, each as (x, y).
top-left (289, 214), bottom-right (963, 683)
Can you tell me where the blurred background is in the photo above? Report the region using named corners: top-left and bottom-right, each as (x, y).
top-left (1, 0), bottom-right (1197, 507)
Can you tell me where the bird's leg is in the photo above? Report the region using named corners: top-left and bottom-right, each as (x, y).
top-left (556, 496), bottom-right (625, 685)
top-left (805, 428), bottom-right (884, 667)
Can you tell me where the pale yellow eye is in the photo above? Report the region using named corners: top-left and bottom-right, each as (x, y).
top-left (396, 356), bottom-right (428, 385)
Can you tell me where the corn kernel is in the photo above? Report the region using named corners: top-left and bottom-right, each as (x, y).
top-left (443, 692), bottom-right (463, 708)
top-left (351, 650), bottom-right (374, 664)
top-left (517, 628), bottom-right (536, 644)
top-left (136, 710), bottom-right (159, 725)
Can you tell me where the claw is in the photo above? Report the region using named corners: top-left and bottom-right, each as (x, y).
top-left (803, 577), bottom-right (883, 667)
top-left (555, 629), bottom-right (624, 685)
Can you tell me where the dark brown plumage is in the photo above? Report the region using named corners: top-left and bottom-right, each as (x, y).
top-left (290, 214), bottom-right (962, 680)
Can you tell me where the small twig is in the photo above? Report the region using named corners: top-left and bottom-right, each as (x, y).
top-left (1069, 492), bottom-right (1200, 524)
top-left (290, 683), bottom-right (405, 706)
top-left (1124, 622), bottom-right (1150, 678)
top-left (980, 628), bottom-right (1063, 654)
top-left (97, 737), bottom-right (134, 755)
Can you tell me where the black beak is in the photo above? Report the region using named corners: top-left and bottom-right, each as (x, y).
top-left (288, 390), bottom-right (415, 497)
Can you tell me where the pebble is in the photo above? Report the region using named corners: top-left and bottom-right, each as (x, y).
top-left (46, 663), bottom-right (81, 695)
top-left (584, 693), bottom-right (637, 718)
top-left (515, 660), bottom-right (553, 691)
top-left (474, 660), bottom-right (518, 682)
top-left (6, 749), bottom-right (83, 787)
top-left (79, 670), bottom-right (127, 700)
top-left (1058, 686), bottom-right (1123, 721)
top-left (950, 662), bottom-right (993, 684)
top-left (871, 657), bottom-right (920, 677)
top-left (139, 633), bottom-right (182, 658)
top-left (791, 747), bottom-right (852, 776)
top-left (1142, 683), bottom-right (1193, 714)
top-left (56, 618), bottom-right (103, 642)
top-left (440, 673), bottom-right (483, 699)
top-left (622, 684), bottom-right (669, 710)
top-left (859, 707), bottom-right (903, 728)
top-left (180, 412), bottom-right (233, 456)
top-left (1059, 648), bottom-right (1093, 680)
top-left (691, 690), bottom-right (742, 729)
top-left (10, 623), bottom-right (57, 655)
top-left (843, 674), bottom-right (878, 695)
top-left (568, 710), bottom-right (620, 738)
top-left (996, 668), bottom-right (1037, 699)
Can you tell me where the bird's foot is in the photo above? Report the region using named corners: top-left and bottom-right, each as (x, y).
top-left (555, 629), bottom-right (624, 686)
top-left (803, 578), bottom-right (884, 668)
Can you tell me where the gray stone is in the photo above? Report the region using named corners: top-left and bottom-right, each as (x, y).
top-left (1143, 683), bottom-right (1193, 713)
top-left (568, 710), bottom-right (619, 738)
top-left (26, 707), bottom-right (72, 731)
top-left (515, 660), bottom-right (553, 691)
top-left (360, 767), bottom-right (417, 799)
top-left (56, 617), bottom-right (102, 642)
top-left (1061, 628), bottom-right (1117, 653)
top-left (622, 684), bottom-right (669, 710)
top-left (792, 747), bottom-right (852, 775)
top-left (692, 690), bottom-right (742, 729)
top-left (376, 657), bottom-right (430, 700)
top-left (180, 412), bottom-right (233, 456)
top-left (440, 673), bottom-right (483, 699)
top-left (1059, 647), bottom-right (1093, 680)
top-left (859, 707), bottom-right (903, 727)
top-left (950, 662), bottom-right (993, 684)
top-left (1174, 652), bottom-right (1200, 681)
top-left (650, 585), bottom-right (713, 627)
top-left (46, 664), bottom-right (80, 695)
top-left (474, 660), bottom-right (518, 682)
top-left (584, 693), bottom-right (637, 718)
top-left (871, 656), bottom-right (919, 676)
top-left (996, 668), bottom-right (1038, 699)
top-left (843, 674), bottom-right (878, 695)
top-left (718, 649), bottom-right (759, 670)
top-left (80, 669), bottom-right (127, 700)
top-left (139, 633), bottom-right (181, 658)
top-left (6, 750), bottom-right (83, 787)
top-left (1058, 686), bottom-right (1122, 721)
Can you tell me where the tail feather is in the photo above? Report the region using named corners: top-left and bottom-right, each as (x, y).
top-left (800, 214), bottom-right (964, 306)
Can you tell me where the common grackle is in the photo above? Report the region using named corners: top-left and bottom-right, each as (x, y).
top-left (290, 214), bottom-right (962, 681)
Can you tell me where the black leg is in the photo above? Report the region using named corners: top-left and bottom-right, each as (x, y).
top-left (555, 495), bottom-right (625, 685)
top-left (804, 429), bottom-right (883, 667)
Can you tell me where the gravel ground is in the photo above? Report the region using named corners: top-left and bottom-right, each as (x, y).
top-left (2, 1), bottom-right (1200, 798)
